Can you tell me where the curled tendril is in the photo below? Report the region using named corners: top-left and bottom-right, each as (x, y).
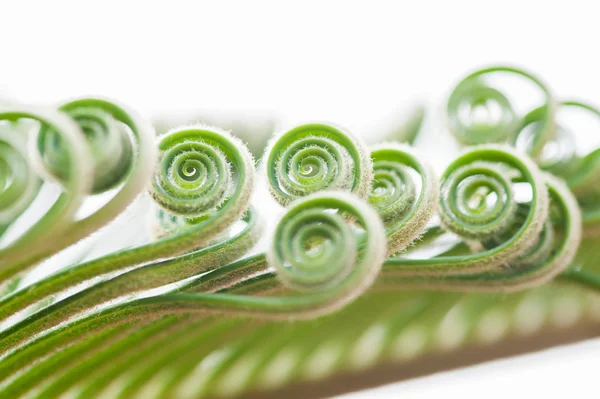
top-left (58, 98), bottom-right (157, 236)
top-left (481, 174), bottom-right (581, 289)
top-left (148, 125), bottom-right (254, 240)
top-left (0, 192), bottom-right (384, 357)
top-left (149, 127), bottom-right (234, 218)
top-left (266, 191), bottom-right (386, 313)
top-left (384, 144), bottom-right (549, 275)
top-left (0, 98), bottom-right (157, 286)
top-left (519, 102), bottom-right (577, 177)
top-left (380, 173), bottom-right (581, 291)
top-left (440, 159), bottom-right (517, 241)
top-left (0, 124), bottom-right (41, 227)
top-left (1, 124), bottom-right (256, 339)
top-left (0, 106), bottom-right (92, 272)
top-left (369, 142), bottom-right (439, 255)
top-left (561, 102), bottom-right (600, 197)
top-left (439, 144), bottom-right (549, 267)
top-left (521, 101), bottom-right (600, 233)
top-left (34, 106), bottom-right (133, 193)
top-left (0, 125), bottom-right (258, 349)
top-left (147, 192), bottom-right (385, 318)
top-left (264, 123), bottom-right (372, 206)
top-left (553, 102), bottom-right (600, 232)
top-left (446, 66), bottom-right (555, 157)
top-left (0, 210), bottom-right (263, 357)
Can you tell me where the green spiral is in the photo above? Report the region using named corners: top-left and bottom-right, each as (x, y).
top-left (383, 144), bottom-right (549, 276)
top-left (480, 174), bottom-right (581, 290)
top-left (0, 209), bottom-right (263, 357)
top-left (57, 97), bottom-right (157, 239)
top-left (368, 142), bottom-right (439, 255)
top-left (0, 124), bottom-right (41, 228)
top-left (438, 144), bottom-right (548, 266)
top-left (380, 173), bottom-right (582, 291)
top-left (264, 123), bottom-right (372, 206)
top-left (148, 125), bottom-right (254, 239)
top-left (519, 103), bottom-right (577, 177)
top-left (35, 106), bottom-right (132, 193)
top-left (522, 101), bottom-right (600, 233)
top-left (0, 192), bottom-right (385, 363)
top-left (559, 103), bottom-right (600, 202)
top-left (447, 66), bottom-right (555, 157)
top-left (266, 191), bottom-right (386, 314)
top-left (150, 127), bottom-right (233, 217)
top-left (0, 98), bottom-right (157, 286)
top-left (0, 106), bottom-right (92, 272)
top-left (0, 124), bottom-right (258, 344)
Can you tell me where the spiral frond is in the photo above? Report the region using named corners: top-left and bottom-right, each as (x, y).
top-left (522, 101), bottom-right (600, 234)
top-left (148, 124), bottom-right (254, 240)
top-left (369, 142), bottom-right (439, 255)
top-left (0, 98), bottom-right (157, 286)
top-left (439, 144), bottom-right (549, 265)
top-left (266, 191), bottom-right (386, 313)
top-left (0, 106), bottom-right (92, 271)
top-left (497, 174), bottom-right (581, 288)
top-left (560, 103), bottom-right (600, 197)
top-left (34, 107), bottom-right (131, 193)
top-left (58, 97), bottom-right (157, 233)
top-left (0, 124), bottom-right (257, 342)
top-left (264, 123), bottom-right (372, 206)
top-left (0, 124), bottom-right (41, 227)
top-left (384, 144), bottom-right (549, 276)
top-left (519, 103), bottom-right (576, 177)
top-left (446, 66), bottom-right (555, 157)
top-left (384, 174), bottom-right (581, 291)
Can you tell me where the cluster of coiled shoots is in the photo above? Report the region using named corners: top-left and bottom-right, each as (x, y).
top-left (0, 65), bottom-right (598, 399)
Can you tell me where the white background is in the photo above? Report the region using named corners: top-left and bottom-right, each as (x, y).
top-left (2, 1), bottom-right (600, 398)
